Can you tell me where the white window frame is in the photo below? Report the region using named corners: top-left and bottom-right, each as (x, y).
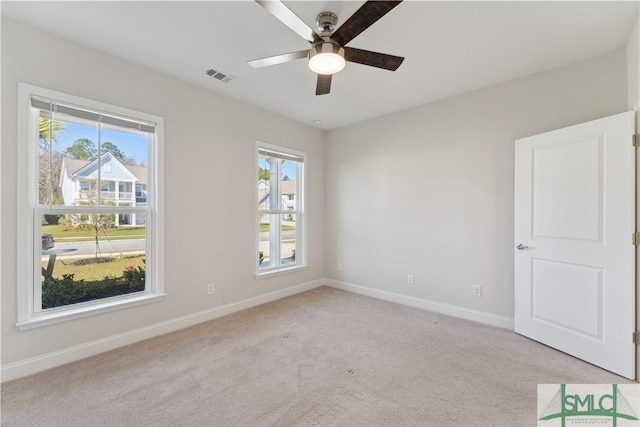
top-left (16, 83), bottom-right (165, 330)
top-left (255, 141), bottom-right (307, 277)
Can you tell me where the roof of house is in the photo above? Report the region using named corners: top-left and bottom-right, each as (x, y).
top-left (258, 180), bottom-right (297, 195)
top-left (281, 180), bottom-right (296, 195)
top-left (125, 165), bottom-right (147, 185)
top-left (61, 157), bottom-right (91, 176)
top-left (61, 155), bottom-right (147, 184)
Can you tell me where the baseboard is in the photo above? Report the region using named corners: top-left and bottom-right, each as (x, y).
top-left (325, 279), bottom-right (514, 330)
top-left (1, 278), bottom-right (514, 382)
top-left (1, 279), bottom-right (324, 383)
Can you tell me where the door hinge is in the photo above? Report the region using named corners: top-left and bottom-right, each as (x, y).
top-left (634, 134), bottom-right (640, 147)
top-left (634, 331), bottom-right (640, 345)
top-left (633, 233), bottom-right (640, 245)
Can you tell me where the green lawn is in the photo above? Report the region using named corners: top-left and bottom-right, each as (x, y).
top-left (259, 223), bottom-right (295, 232)
top-left (44, 254), bottom-right (145, 281)
top-left (42, 223), bottom-right (145, 242)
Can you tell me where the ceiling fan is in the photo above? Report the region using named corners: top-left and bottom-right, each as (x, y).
top-left (248, 0), bottom-right (404, 95)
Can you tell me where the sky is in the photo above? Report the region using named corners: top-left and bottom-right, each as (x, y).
top-left (55, 121), bottom-right (148, 166)
top-left (258, 157), bottom-right (297, 180)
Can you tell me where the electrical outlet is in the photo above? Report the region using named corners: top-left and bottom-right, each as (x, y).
top-left (408, 274), bottom-right (414, 284)
top-left (207, 283), bottom-right (215, 295)
top-left (472, 285), bottom-right (482, 297)
top-left (338, 262), bottom-right (343, 271)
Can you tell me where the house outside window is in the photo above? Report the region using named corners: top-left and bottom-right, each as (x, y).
top-left (17, 83), bottom-right (165, 329)
top-left (256, 142), bottom-right (306, 275)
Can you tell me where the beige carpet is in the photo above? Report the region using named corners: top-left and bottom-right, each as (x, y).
top-left (1, 286), bottom-right (632, 426)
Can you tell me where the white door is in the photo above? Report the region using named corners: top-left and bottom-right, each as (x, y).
top-left (514, 111), bottom-right (636, 379)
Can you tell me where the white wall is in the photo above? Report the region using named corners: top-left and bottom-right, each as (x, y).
top-left (1, 19), bottom-right (325, 375)
top-left (324, 49), bottom-right (628, 322)
top-left (628, 18), bottom-right (639, 114)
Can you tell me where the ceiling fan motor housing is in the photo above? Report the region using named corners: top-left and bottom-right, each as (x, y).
top-left (316, 11), bottom-right (338, 34)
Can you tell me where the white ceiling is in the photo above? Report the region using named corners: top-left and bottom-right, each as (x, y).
top-left (3, 1), bottom-right (638, 129)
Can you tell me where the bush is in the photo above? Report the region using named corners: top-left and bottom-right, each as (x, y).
top-left (123, 265), bottom-right (145, 287)
top-left (42, 263), bottom-right (146, 309)
top-left (42, 274), bottom-right (88, 309)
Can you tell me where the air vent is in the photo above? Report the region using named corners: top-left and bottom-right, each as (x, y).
top-left (205, 69), bottom-right (236, 83)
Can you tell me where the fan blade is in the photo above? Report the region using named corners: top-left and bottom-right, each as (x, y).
top-left (248, 50), bottom-right (309, 68)
top-left (256, 0), bottom-right (318, 43)
top-left (344, 47), bottom-right (404, 71)
top-left (316, 74), bottom-right (332, 95)
top-left (332, 1), bottom-right (402, 46)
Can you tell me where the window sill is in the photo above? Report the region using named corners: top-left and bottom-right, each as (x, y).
top-left (16, 292), bottom-right (166, 331)
top-left (255, 264), bottom-right (309, 280)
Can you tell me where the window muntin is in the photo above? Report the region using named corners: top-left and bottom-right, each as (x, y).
top-left (18, 84), bottom-right (164, 328)
top-left (257, 144), bottom-right (305, 274)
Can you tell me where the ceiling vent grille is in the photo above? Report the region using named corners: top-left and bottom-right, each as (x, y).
top-left (206, 69), bottom-right (236, 83)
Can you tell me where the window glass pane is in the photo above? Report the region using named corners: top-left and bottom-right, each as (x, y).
top-left (39, 117), bottom-right (98, 207)
top-left (39, 114), bottom-right (149, 209)
top-left (40, 212), bottom-right (146, 310)
top-left (258, 155), bottom-right (271, 210)
top-left (36, 112), bottom-right (151, 310)
top-left (99, 126), bottom-right (148, 209)
top-left (281, 161), bottom-right (297, 210)
top-left (258, 213), bottom-right (270, 269)
top-left (280, 213), bottom-right (297, 265)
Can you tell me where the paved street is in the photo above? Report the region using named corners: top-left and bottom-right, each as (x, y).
top-left (50, 239), bottom-right (145, 257)
top-left (49, 233), bottom-right (296, 262)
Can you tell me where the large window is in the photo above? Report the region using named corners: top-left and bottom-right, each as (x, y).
top-left (17, 83), bottom-right (164, 329)
top-left (257, 143), bottom-right (306, 275)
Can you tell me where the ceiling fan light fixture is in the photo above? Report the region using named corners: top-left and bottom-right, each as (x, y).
top-left (308, 39), bottom-right (345, 75)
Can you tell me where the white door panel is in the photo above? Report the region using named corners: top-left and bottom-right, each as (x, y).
top-left (514, 111), bottom-right (636, 379)
top-left (532, 136), bottom-right (602, 240)
top-left (531, 259), bottom-right (602, 338)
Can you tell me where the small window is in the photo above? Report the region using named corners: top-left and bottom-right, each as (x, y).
top-left (80, 180), bottom-right (93, 191)
top-left (17, 83), bottom-right (165, 329)
top-left (256, 142), bottom-right (306, 275)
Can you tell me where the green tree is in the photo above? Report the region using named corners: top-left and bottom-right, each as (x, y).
top-left (65, 138), bottom-right (97, 160)
top-left (65, 139), bottom-right (132, 164)
top-left (61, 178), bottom-right (116, 259)
top-left (101, 141), bottom-right (125, 161)
top-left (259, 167), bottom-right (270, 180)
top-left (39, 118), bottom-right (64, 149)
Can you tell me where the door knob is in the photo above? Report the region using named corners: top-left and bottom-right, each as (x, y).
top-left (516, 243), bottom-right (529, 250)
